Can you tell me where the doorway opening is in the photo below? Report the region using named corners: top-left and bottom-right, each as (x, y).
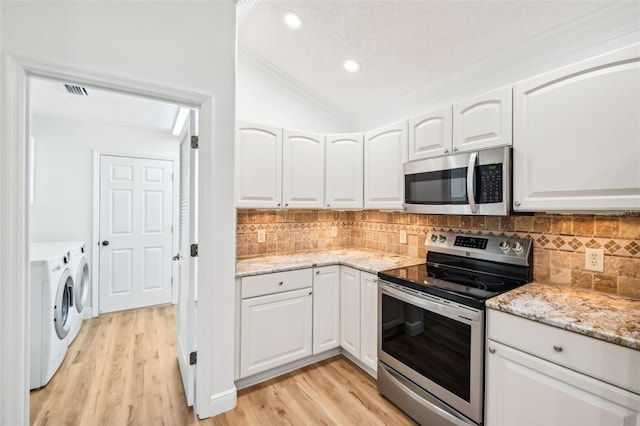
top-left (28, 76), bottom-right (199, 422)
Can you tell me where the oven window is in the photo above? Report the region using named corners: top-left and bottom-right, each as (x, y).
top-left (381, 293), bottom-right (471, 402)
top-left (404, 167), bottom-right (468, 205)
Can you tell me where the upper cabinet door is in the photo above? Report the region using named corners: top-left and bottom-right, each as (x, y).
top-left (408, 107), bottom-right (453, 161)
top-left (236, 122), bottom-right (282, 209)
top-left (282, 129), bottom-right (325, 209)
top-left (453, 86), bottom-right (512, 153)
top-left (364, 120), bottom-right (408, 210)
top-left (325, 133), bottom-right (364, 209)
top-left (513, 45), bottom-right (640, 212)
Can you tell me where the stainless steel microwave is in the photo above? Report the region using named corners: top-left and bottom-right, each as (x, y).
top-left (403, 146), bottom-right (511, 216)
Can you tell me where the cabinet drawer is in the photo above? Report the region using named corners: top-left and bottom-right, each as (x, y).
top-left (487, 309), bottom-right (640, 394)
top-left (241, 268), bottom-right (312, 299)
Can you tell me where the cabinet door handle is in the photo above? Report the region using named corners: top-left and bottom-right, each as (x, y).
top-left (444, 148), bottom-right (449, 154)
top-left (315, 270), bottom-right (320, 275)
top-left (453, 147), bottom-right (459, 152)
top-left (553, 344), bottom-right (563, 352)
top-left (278, 281), bottom-right (283, 286)
top-left (514, 201), bottom-right (521, 207)
top-left (488, 347), bottom-right (496, 354)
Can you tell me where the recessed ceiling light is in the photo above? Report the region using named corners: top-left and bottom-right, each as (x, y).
top-left (283, 11), bottom-right (303, 29)
top-left (344, 60), bottom-right (360, 73)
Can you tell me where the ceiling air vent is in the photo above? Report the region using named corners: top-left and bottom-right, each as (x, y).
top-left (64, 84), bottom-right (89, 96)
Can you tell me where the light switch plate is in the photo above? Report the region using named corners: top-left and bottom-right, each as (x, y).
top-left (331, 226), bottom-right (338, 238)
top-left (400, 230), bottom-right (407, 244)
top-left (257, 230), bottom-right (266, 243)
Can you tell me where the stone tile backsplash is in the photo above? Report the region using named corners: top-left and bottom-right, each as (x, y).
top-left (237, 210), bottom-right (640, 299)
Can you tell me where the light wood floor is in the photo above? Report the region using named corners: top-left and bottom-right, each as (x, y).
top-left (31, 305), bottom-right (415, 426)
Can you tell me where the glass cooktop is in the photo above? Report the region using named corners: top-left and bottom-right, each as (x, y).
top-left (378, 262), bottom-right (528, 309)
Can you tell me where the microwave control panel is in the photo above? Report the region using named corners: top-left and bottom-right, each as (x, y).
top-left (478, 164), bottom-right (503, 204)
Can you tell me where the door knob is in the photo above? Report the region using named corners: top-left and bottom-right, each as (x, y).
top-left (102, 240), bottom-right (110, 246)
top-left (172, 253), bottom-right (181, 261)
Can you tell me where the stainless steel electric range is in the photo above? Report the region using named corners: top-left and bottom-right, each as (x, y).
top-left (377, 231), bottom-right (533, 426)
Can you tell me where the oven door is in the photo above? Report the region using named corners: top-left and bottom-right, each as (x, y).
top-left (378, 280), bottom-right (484, 425)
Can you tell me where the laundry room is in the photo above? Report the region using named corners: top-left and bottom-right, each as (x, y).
top-left (28, 76), bottom-right (186, 388)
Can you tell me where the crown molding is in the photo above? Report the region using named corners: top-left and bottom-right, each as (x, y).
top-left (351, 2), bottom-right (640, 130)
top-left (238, 46), bottom-right (352, 126)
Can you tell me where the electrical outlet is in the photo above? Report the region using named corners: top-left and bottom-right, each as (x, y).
top-left (400, 230), bottom-right (407, 244)
top-left (257, 230), bottom-right (266, 243)
top-left (331, 226), bottom-right (338, 238)
top-left (585, 248), bottom-right (604, 272)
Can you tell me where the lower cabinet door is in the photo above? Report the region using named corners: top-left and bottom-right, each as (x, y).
top-left (486, 340), bottom-right (640, 426)
top-left (360, 272), bottom-right (378, 373)
top-left (340, 267), bottom-right (361, 358)
top-left (240, 288), bottom-right (313, 378)
top-left (313, 266), bottom-right (341, 354)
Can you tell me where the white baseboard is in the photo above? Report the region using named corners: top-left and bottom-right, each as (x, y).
top-left (83, 308), bottom-right (94, 319)
top-left (198, 387), bottom-right (237, 420)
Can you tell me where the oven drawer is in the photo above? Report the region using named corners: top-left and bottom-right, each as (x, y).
top-left (241, 268), bottom-right (313, 299)
top-left (487, 309), bottom-right (640, 394)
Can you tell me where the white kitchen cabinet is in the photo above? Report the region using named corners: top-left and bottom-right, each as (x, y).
top-left (325, 133), bottom-right (364, 209)
top-left (312, 266), bottom-right (341, 354)
top-left (282, 129), bottom-right (325, 208)
top-left (513, 44), bottom-right (640, 212)
top-left (340, 266), bottom-right (361, 358)
top-left (364, 120), bottom-right (408, 210)
top-left (340, 266), bottom-right (379, 375)
top-left (408, 107), bottom-right (453, 161)
top-left (236, 122), bottom-right (282, 208)
top-left (453, 86), bottom-right (512, 153)
top-left (486, 309), bottom-right (640, 426)
top-left (239, 269), bottom-right (313, 378)
top-left (359, 271), bottom-right (378, 373)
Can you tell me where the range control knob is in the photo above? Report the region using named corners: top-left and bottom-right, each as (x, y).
top-left (512, 241), bottom-right (524, 253)
top-left (430, 234), bottom-right (438, 242)
top-left (438, 235), bottom-right (447, 243)
top-left (499, 240), bottom-right (510, 251)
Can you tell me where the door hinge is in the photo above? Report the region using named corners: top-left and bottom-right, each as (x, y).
top-left (189, 351), bottom-right (197, 365)
top-left (190, 244), bottom-right (198, 257)
top-left (191, 135), bottom-right (199, 149)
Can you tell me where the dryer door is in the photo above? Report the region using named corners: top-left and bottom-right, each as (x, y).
top-left (74, 257), bottom-right (90, 313)
top-left (54, 270), bottom-right (73, 339)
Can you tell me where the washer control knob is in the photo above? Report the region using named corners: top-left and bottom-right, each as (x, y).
top-left (430, 234), bottom-right (438, 242)
top-left (499, 240), bottom-right (510, 251)
top-left (512, 241), bottom-right (524, 253)
top-left (438, 235), bottom-right (446, 243)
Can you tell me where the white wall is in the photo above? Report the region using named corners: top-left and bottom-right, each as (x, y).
top-left (1, 1), bottom-right (237, 423)
top-left (237, 51), bottom-right (351, 133)
top-left (30, 115), bottom-right (180, 314)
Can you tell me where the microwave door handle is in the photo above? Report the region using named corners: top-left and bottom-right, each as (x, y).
top-left (467, 152), bottom-right (478, 214)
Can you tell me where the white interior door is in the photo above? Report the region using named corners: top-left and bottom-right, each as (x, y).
top-left (176, 110), bottom-right (198, 407)
top-left (98, 155), bottom-right (173, 313)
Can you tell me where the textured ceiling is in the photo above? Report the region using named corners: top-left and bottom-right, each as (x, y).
top-left (238, 1), bottom-right (622, 118)
top-left (30, 77), bottom-right (180, 134)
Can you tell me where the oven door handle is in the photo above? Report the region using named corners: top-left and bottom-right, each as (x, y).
top-left (466, 152), bottom-right (478, 214)
top-left (380, 281), bottom-right (480, 323)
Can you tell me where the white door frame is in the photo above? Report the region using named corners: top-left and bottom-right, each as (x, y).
top-left (0, 55), bottom-right (237, 424)
top-left (92, 152), bottom-right (179, 317)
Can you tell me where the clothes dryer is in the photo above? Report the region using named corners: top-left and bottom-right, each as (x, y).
top-left (68, 242), bottom-right (90, 343)
top-left (30, 244), bottom-right (74, 389)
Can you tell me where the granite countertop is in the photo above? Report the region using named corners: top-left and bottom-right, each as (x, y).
top-left (487, 282), bottom-right (640, 351)
top-left (236, 249), bottom-right (424, 278)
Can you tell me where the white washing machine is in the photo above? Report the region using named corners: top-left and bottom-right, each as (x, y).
top-left (31, 242), bottom-right (84, 346)
top-left (67, 242), bottom-right (90, 344)
top-left (30, 244), bottom-right (74, 389)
